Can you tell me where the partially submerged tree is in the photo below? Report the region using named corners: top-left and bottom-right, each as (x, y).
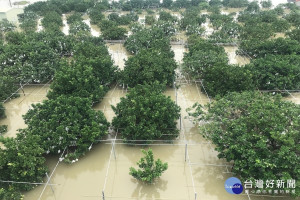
top-left (0, 75), bottom-right (19, 102)
top-left (0, 103), bottom-right (5, 119)
top-left (202, 64), bottom-right (255, 97)
top-left (0, 19), bottom-right (16, 33)
top-left (183, 37), bottom-right (228, 79)
top-left (47, 61), bottom-right (107, 103)
top-left (124, 27), bottom-right (173, 55)
top-left (245, 54), bottom-right (300, 91)
top-left (69, 21), bottom-right (91, 36)
top-left (260, 0), bottom-right (272, 8)
top-left (23, 96), bottom-right (109, 162)
top-left (112, 83), bottom-right (180, 142)
top-left (188, 91), bottom-right (300, 196)
top-left (130, 148), bottom-right (168, 184)
top-left (101, 26), bottom-right (127, 40)
top-left (238, 38), bottom-right (300, 58)
top-left (122, 48), bottom-right (177, 87)
top-left (0, 41), bottom-right (60, 83)
top-left (41, 11), bottom-right (63, 32)
top-left (0, 132), bottom-right (48, 192)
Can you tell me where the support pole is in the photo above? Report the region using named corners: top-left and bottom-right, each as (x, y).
top-left (185, 143), bottom-right (187, 162)
top-left (180, 115), bottom-right (182, 130)
top-left (195, 192), bottom-right (197, 200)
top-left (45, 172), bottom-right (55, 196)
top-left (102, 190), bottom-right (105, 200)
top-left (112, 139), bottom-right (116, 160)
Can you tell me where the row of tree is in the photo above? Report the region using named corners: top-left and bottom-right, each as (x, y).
top-left (188, 91), bottom-right (300, 196)
top-left (0, 19), bottom-right (117, 199)
top-left (184, 36), bottom-right (300, 97)
top-left (113, 17), bottom-right (181, 142)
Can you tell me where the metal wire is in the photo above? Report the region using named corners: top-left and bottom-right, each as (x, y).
top-left (37, 147), bottom-right (66, 200)
top-left (0, 180), bottom-right (59, 186)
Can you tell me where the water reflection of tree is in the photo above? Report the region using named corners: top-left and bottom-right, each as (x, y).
top-left (131, 178), bottom-right (168, 199)
top-left (193, 166), bottom-right (244, 200)
top-left (54, 144), bottom-right (109, 180)
top-left (116, 143), bottom-right (180, 165)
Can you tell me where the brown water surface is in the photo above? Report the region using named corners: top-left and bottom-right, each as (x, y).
top-left (224, 46), bottom-right (250, 65)
top-left (106, 43), bottom-right (130, 70)
top-left (0, 85), bottom-right (49, 138)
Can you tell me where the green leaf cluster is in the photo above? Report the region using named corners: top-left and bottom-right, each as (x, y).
top-left (245, 54), bottom-right (300, 91)
top-left (238, 38), bottom-right (300, 58)
top-left (0, 132), bottom-right (48, 192)
top-left (125, 26), bottom-right (173, 55)
top-left (188, 91), bottom-right (300, 196)
top-left (122, 48), bottom-right (177, 87)
top-left (99, 20), bottom-right (128, 40)
top-left (23, 96), bottom-right (109, 162)
top-left (41, 11), bottom-right (63, 32)
top-left (0, 103), bottom-right (5, 119)
top-left (112, 83), bottom-right (180, 142)
top-left (47, 61), bottom-right (107, 103)
top-left (129, 148), bottom-right (168, 183)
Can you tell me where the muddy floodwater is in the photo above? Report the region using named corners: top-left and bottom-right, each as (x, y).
top-left (22, 82), bottom-right (297, 200)
top-left (0, 85), bottom-right (49, 138)
top-left (171, 45), bottom-right (187, 64)
top-left (0, 19), bottom-right (298, 199)
top-left (61, 14), bottom-right (69, 35)
top-left (83, 18), bottom-right (101, 37)
top-left (106, 43), bottom-right (130, 70)
top-left (285, 93), bottom-right (300, 104)
top-left (224, 46), bottom-right (250, 65)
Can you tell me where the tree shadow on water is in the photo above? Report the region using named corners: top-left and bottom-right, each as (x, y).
top-left (131, 178), bottom-right (168, 199)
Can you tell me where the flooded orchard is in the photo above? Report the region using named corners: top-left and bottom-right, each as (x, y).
top-left (0, 5), bottom-right (298, 199)
top-left (106, 43), bottom-right (129, 70)
top-left (0, 42), bottom-right (293, 200)
top-left (0, 85), bottom-right (49, 138)
top-left (223, 46), bottom-right (250, 65)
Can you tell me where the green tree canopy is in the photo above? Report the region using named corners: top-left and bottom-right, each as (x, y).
top-left (245, 54), bottom-right (300, 91)
top-left (121, 48), bottom-right (177, 87)
top-left (47, 61), bottom-right (107, 103)
top-left (202, 64), bottom-right (255, 97)
top-left (0, 103), bottom-right (5, 119)
top-left (41, 11), bottom-right (63, 32)
top-left (245, 1), bottom-right (260, 12)
top-left (0, 19), bottom-right (16, 33)
top-left (180, 8), bottom-right (206, 30)
top-left (145, 15), bottom-right (156, 25)
top-left (112, 83), bottom-right (180, 142)
top-left (188, 91), bottom-right (300, 196)
top-left (238, 38), bottom-right (300, 58)
top-left (69, 21), bottom-right (91, 36)
top-left (183, 37), bottom-right (228, 79)
top-left (125, 27), bottom-right (173, 55)
top-left (0, 132), bottom-right (47, 192)
top-left (285, 11), bottom-right (300, 27)
top-left (67, 12), bottom-right (83, 24)
top-left (222, 0), bottom-right (248, 8)
top-left (130, 148), bottom-right (168, 183)
top-left (101, 26), bottom-right (127, 40)
top-left (260, 0), bottom-right (272, 8)
top-left (159, 11), bottom-right (177, 22)
top-left (23, 96), bottom-right (109, 162)
top-left (18, 11), bottom-right (38, 33)
top-left (0, 41), bottom-right (60, 83)
top-left (162, 0), bottom-right (173, 7)
top-left (0, 75), bottom-right (19, 102)
top-left (287, 28), bottom-right (300, 43)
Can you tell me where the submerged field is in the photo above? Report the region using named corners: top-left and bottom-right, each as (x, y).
top-left (1, 0), bottom-right (300, 199)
